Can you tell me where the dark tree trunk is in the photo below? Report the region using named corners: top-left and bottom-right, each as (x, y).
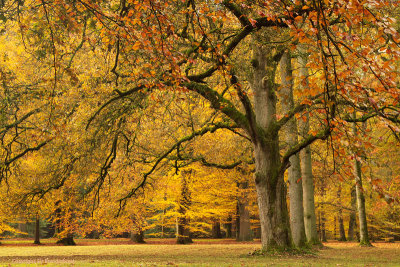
top-left (348, 186), bottom-right (357, 241)
top-left (319, 209), bottom-right (327, 242)
top-left (212, 220), bottom-right (222, 239)
top-left (86, 230), bottom-right (100, 239)
top-left (131, 230), bottom-right (146, 243)
top-left (235, 203), bottom-right (240, 240)
top-left (34, 215), bottom-right (41, 245)
top-left (224, 215), bottom-right (232, 238)
top-left (337, 188), bottom-right (346, 241)
top-left (334, 216), bottom-right (337, 240)
top-left (321, 218), bottom-right (327, 242)
top-left (339, 215), bottom-right (347, 241)
top-left (56, 233), bottom-right (76, 246)
top-left (176, 216), bottom-right (193, 244)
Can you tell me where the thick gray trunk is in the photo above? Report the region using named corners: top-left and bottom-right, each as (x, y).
top-left (352, 118), bottom-right (371, 246)
top-left (297, 50), bottom-right (320, 245)
top-left (279, 51), bottom-right (306, 248)
top-left (251, 43), bottom-right (292, 250)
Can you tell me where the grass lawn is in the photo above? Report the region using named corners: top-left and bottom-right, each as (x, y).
top-left (0, 239), bottom-right (399, 266)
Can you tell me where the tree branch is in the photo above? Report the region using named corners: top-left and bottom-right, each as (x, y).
top-left (279, 127), bottom-right (331, 175)
top-left (118, 122), bottom-right (238, 206)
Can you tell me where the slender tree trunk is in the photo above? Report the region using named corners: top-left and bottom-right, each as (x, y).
top-left (339, 214), bottom-right (346, 241)
top-left (354, 158), bottom-right (371, 246)
top-left (352, 117), bottom-right (371, 246)
top-left (251, 43), bottom-right (292, 250)
top-left (235, 202), bottom-right (240, 240)
top-left (34, 215), bottom-right (41, 245)
top-left (321, 215), bottom-right (327, 242)
top-left (225, 215), bottom-right (232, 238)
top-left (348, 186), bottom-right (357, 241)
top-left (297, 49), bottom-right (320, 245)
top-left (280, 50), bottom-right (306, 248)
top-left (337, 188), bottom-right (346, 241)
top-left (161, 194), bottom-right (167, 238)
top-left (334, 216), bottom-right (337, 240)
top-left (318, 211), bottom-right (321, 241)
top-left (176, 170), bottom-right (193, 244)
top-left (319, 190), bottom-right (327, 242)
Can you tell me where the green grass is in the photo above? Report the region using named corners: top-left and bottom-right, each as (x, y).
top-left (0, 239), bottom-right (400, 266)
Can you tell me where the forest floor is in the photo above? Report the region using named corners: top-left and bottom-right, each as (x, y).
top-left (0, 238), bottom-right (399, 266)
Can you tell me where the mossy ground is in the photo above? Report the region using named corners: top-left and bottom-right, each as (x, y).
top-left (0, 239), bottom-right (399, 266)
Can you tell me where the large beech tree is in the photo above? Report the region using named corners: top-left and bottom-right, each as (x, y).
top-left (3, 0), bottom-right (400, 251)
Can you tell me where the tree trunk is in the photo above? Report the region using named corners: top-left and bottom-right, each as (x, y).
top-left (224, 215), bottom-right (232, 238)
top-left (339, 214), bottom-right (346, 241)
top-left (297, 48), bottom-right (320, 245)
top-left (334, 216), bottom-right (337, 240)
top-left (176, 216), bottom-right (193, 244)
top-left (237, 199), bottom-right (253, 241)
top-left (34, 215), bottom-right (41, 245)
top-left (237, 182), bottom-right (253, 241)
top-left (235, 202), bottom-right (240, 240)
top-left (348, 186), bottom-right (357, 241)
top-left (54, 200), bottom-right (75, 246)
top-left (56, 233), bottom-right (76, 246)
top-left (320, 212), bottom-right (327, 242)
top-left (251, 43), bottom-right (292, 250)
top-left (337, 188), bottom-right (346, 241)
top-left (354, 158), bottom-right (371, 246)
top-left (280, 50), bottom-right (306, 248)
top-left (352, 117), bottom-right (371, 246)
top-left (176, 170), bottom-right (193, 244)
top-left (131, 230), bottom-right (146, 243)
top-left (212, 220), bottom-right (223, 239)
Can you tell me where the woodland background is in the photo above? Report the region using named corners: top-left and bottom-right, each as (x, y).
top-left (0, 0), bottom-right (399, 251)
